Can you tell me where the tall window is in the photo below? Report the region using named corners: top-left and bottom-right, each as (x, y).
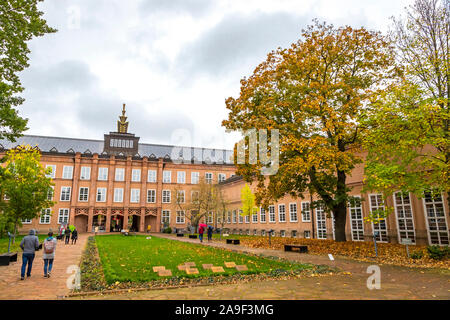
top-left (238, 210), bottom-right (243, 223)
top-left (79, 187), bottom-right (89, 202)
top-left (176, 211), bottom-right (185, 224)
top-left (316, 204), bottom-right (327, 239)
top-left (260, 208), bottom-right (266, 223)
top-left (114, 188), bottom-right (123, 202)
top-left (98, 167), bottom-right (108, 181)
top-left (218, 173), bottom-right (226, 182)
top-left (62, 166), bottom-right (73, 179)
top-left (163, 171), bottom-right (171, 183)
top-left (278, 204), bottom-right (286, 222)
top-left (58, 208), bottom-right (69, 224)
top-left (40, 209), bottom-right (51, 224)
top-left (208, 212), bottom-right (213, 224)
top-left (349, 196), bottom-right (364, 241)
top-left (245, 215), bottom-right (249, 223)
top-left (369, 194), bottom-right (388, 242)
top-left (115, 168), bottom-right (125, 181)
top-left (205, 172), bottom-right (213, 183)
top-left (130, 189), bottom-right (140, 203)
top-left (191, 191), bottom-right (199, 203)
top-left (60, 187), bottom-right (71, 201)
top-left (269, 205), bottom-right (276, 222)
top-left (96, 188), bottom-right (107, 202)
top-left (394, 192), bottom-right (415, 244)
top-left (147, 189), bottom-right (156, 203)
top-left (227, 211), bottom-right (231, 224)
top-left (176, 190), bottom-right (185, 203)
top-left (162, 190), bottom-right (171, 203)
top-left (80, 166), bottom-right (91, 180)
top-left (45, 165), bottom-right (56, 178)
top-left (301, 202), bottom-right (311, 222)
top-left (162, 210), bottom-right (170, 224)
top-left (252, 210), bottom-right (258, 223)
top-left (423, 192), bottom-right (449, 245)
top-left (147, 170), bottom-right (157, 182)
top-left (131, 169), bottom-right (141, 182)
top-left (191, 172), bottom-right (199, 184)
top-left (177, 171), bottom-right (186, 184)
top-left (47, 186), bottom-right (54, 200)
top-left (289, 203), bottom-right (298, 222)
top-left (232, 210), bottom-right (237, 223)
top-left (21, 218), bottom-right (32, 224)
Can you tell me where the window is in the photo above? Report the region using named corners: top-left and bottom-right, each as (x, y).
top-left (227, 211), bottom-right (231, 224)
top-left (393, 192), bottom-right (415, 244)
top-left (80, 166), bottom-right (91, 180)
top-left (261, 230), bottom-right (266, 236)
top-left (131, 169), bottom-right (141, 182)
top-left (291, 230), bottom-right (297, 238)
top-left (115, 168), bottom-right (125, 181)
top-left (47, 186), bottom-right (54, 200)
top-left (176, 211), bottom-right (185, 224)
top-left (289, 203), bottom-right (298, 222)
top-left (98, 167), bottom-right (108, 181)
top-left (191, 172), bottom-right (199, 184)
top-left (245, 215), bottom-right (249, 223)
top-left (191, 191), bottom-right (199, 203)
top-left (40, 209), bottom-right (51, 224)
top-left (176, 190), bottom-right (185, 203)
top-left (60, 187), bottom-right (71, 201)
top-left (46, 165), bottom-right (56, 178)
top-left (269, 205), bottom-right (276, 223)
top-left (162, 210), bottom-right (170, 224)
top-left (260, 208), bottom-right (266, 223)
top-left (162, 190), bottom-right (171, 203)
top-left (252, 211), bottom-right (258, 223)
top-left (163, 171), bottom-right (171, 183)
top-left (114, 188), bottom-right (123, 202)
top-left (369, 194), bottom-right (388, 242)
top-left (280, 230), bottom-right (286, 237)
top-left (21, 218), bottom-right (32, 224)
top-left (205, 172), bottom-right (213, 184)
top-left (147, 170), bottom-right (157, 182)
top-left (147, 189), bottom-right (156, 203)
top-left (79, 187), bottom-right (89, 202)
top-left (218, 173), bottom-right (226, 182)
top-left (62, 166), bottom-right (73, 179)
top-left (58, 209), bottom-right (69, 224)
top-left (304, 230), bottom-right (311, 239)
top-left (208, 212), bottom-right (213, 224)
top-left (232, 210), bottom-right (237, 223)
top-left (130, 189), bottom-right (140, 203)
top-left (177, 171), bottom-right (186, 184)
top-left (423, 192), bottom-right (449, 245)
top-left (238, 210), bottom-right (243, 223)
top-left (301, 202), bottom-right (311, 222)
top-left (96, 188), bottom-right (106, 202)
top-left (316, 204), bottom-right (327, 240)
top-left (278, 204), bottom-right (286, 222)
top-left (349, 197), bottom-right (364, 241)
top-left (253, 229), bottom-right (257, 236)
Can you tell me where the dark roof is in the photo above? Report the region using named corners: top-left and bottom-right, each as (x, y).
top-left (219, 175), bottom-right (243, 185)
top-left (0, 135), bottom-right (234, 165)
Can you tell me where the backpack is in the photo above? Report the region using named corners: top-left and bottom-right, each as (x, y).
top-left (44, 239), bottom-right (55, 254)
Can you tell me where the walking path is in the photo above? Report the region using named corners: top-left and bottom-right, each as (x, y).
top-left (76, 233), bottom-right (449, 300)
top-left (0, 234), bottom-right (88, 300)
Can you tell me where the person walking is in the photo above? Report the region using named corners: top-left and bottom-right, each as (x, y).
top-left (71, 228), bottom-right (78, 245)
top-left (19, 229), bottom-right (40, 280)
top-left (64, 226), bottom-right (71, 244)
top-left (198, 225), bottom-right (204, 243)
top-left (42, 231), bottom-right (57, 278)
top-left (207, 225), bottom-right (213, 242)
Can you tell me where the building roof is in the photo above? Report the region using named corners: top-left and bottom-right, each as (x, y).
top-left (219, 175), bottom-right (244, 185)
top-left (0, 135), bottom-right (234, 165)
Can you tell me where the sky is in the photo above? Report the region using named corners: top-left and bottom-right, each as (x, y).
top-left (18, 0), bottom-right (414, 150)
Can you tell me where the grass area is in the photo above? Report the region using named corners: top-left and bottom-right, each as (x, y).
top-left (95, 234), bottom-right (314, 284)
top-left (0, 234), bottom-right (48, 253)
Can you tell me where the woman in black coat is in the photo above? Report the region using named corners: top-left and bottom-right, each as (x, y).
top-left (71, 229), bottom-right (78, 245)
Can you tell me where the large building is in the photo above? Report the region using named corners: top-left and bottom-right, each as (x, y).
top-left (0, 105), bottom-right (235, 234)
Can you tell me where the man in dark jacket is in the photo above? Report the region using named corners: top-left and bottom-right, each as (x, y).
top-left (64, 226), bottom-right (71, 244)
top-left (19, 229), bottom-right (40, 280)
top-left (71, 228), bottom-right (78, 245)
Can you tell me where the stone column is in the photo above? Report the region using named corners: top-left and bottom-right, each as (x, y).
top-left (106, 207), bottom-right (111, 233)
top-left (69, 153), bottom-right (81, 226)
top-left (87, 207), bottom-right (94, 232)
top-left (140, 207), bottom-right (145, 232)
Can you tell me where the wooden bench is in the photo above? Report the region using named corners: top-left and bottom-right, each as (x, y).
top-left (226, 239), bottom-right (240, 245)
top-left (284, 244), bottom-right (308, 253)
top-left (188, 235), bottom-right (198, 239)
top-left (176, 233), bottom-right (184, 237)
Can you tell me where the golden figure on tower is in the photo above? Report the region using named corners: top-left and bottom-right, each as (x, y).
top-left (117, 103), bottom-right (129, 133)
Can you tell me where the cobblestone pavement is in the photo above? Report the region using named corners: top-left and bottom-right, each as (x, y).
top-left (74, 233), bottom-right (450, 300)
top-left (0, 234), bottom-right (88, 300)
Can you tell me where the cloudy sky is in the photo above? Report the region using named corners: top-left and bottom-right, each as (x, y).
top-left (19, 0), bottom-right (413, 150)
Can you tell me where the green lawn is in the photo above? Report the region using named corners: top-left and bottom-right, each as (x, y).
top-left (0, 234), bottom-right (48, 254)
top-left (95, 234), bottom-right (313, 284)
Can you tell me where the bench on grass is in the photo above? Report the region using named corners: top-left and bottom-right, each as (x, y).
top-left (176, 233), bottom-right (184, 237)
top-left (188, 235), bottom-right (198, 239)
top-left (226, 239), bottom-right (240, 245)
top-left (284, 244), bottom-right (308, 253)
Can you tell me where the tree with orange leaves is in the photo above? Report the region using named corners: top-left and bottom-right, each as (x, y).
top-left (222, 21), bottom-right (399, 241)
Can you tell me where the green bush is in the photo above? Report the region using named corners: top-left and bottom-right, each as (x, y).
top-left (427, 245), bottom-right (450, 260)
top-left (163, 227), bottom-right (172, 234)
top-left (410, 251), bottom-right (424, 260)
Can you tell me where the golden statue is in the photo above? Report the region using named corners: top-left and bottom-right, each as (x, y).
top-left (117, 103), bottom-right (129, 133)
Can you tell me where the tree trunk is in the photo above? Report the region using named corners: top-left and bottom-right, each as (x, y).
top-left (333, 202), bottom-right (347, 242)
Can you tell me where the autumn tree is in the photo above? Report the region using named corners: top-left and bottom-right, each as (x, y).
top-left (362, 0), bottom-right (449, 204)
top-left (215, 185), bottom-right (230, 240)
top-left (222, 21), bottom-right (398, 241)
top-left (240, 183), bottom-right (257, 221)
top-left (0, 145), bottom-right (55, 241)
top-left (0, 0), bottom-right (56, 142)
